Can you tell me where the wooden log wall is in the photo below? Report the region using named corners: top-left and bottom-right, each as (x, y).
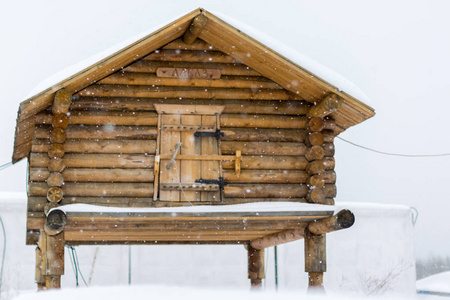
top-left (27, 38), bottom-right (337, 242)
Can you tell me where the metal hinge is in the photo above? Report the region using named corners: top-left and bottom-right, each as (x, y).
top-left (195, 177), bottom-right (228, 188)
top-left (194, 129), bottom-right (225, 140)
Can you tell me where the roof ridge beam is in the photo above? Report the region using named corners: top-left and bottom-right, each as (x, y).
top-left (183, 14), bottom-right (208, 45)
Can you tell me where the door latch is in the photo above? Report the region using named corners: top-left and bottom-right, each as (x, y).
top-left (195, 177), bottom-right (228, 188)
top-left (194, 129), bottom-right (225, 140)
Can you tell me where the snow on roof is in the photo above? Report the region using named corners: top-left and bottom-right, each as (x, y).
top-left (51, 202), bottom-right (335, 214)
top-left (26, 9), bottom-right (371, 105)
top-left (25, 11), bottom-right (188, 98)
top-left (216, 12), bottom-right (372, 105)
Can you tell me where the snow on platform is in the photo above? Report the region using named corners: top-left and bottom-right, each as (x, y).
top-left (52, 202), bottom-right (335, 214)
top-left (417, 271), bottom-right (450, 295)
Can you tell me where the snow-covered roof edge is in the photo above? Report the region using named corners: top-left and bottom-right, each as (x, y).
top-left (215, 12), bottom-right (371, 105)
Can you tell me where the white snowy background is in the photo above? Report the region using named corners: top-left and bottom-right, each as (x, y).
top-left (0, 0), bottom-right (449, 298)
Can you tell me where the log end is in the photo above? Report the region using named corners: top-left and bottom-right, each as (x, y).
top-left (44, 209), bottom-right (67, 235)
top-left (336, 209), bottom-right (355, 229)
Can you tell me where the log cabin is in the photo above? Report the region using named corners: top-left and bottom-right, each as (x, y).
top-left (12, 8), bottom-right (375, 291)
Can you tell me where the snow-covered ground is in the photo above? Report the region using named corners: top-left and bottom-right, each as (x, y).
top-left (0, 195), bottom-right (416, 299)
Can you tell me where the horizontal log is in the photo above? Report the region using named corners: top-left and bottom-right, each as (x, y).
top-left (48, 157), bottom-right (65, 172)
top-left (32, 139), bottom-right (157, 154)
top-left (35, 125), bottom-right (158, 140)
top-left (307, 175), bottom-right (325, 189)
top-left (64, 230), bottom-right (274, 242)
top-left (224, 184), bottom-right (336, 198)
top-left (250, 227), bottom-right (307, 249)
top-left (36, 125), bottom-right (329, 143)
top-left (46, 172), bottom-right (64, 187)
top-left (222, 128), bottom-right (308, 142)
top-left (124, 60), bottom-right (262, 76)
top-left (47, 187), bottom-right (63, 203)
top-left (305, 146), bottom-right (325, 161)
top-left (145, 50), bottom-right (237, 64)
top-left (99, 72), bottom-right (282, 89)
top-left (48, 144), bottom-right (64, 158)
top-left (221, 115), bottom-right (308, 129)
top-left (36, 111), bottom-right (158, 126)
top-left (30, 168), bottom-right (154, 183)
top-left (71, 97), bottom-right (311, 115)
top-left (223, 170), bottom-right (335, 184)
top-left (162, 38), bottom-right (217, 51)
top-left (223, 156), bottom-right (335, 170)
top-left (52, 89), bottom-right (71, 115)
top-left (52, 114), bottom-right (69, 129)
top-left (222, 142), bottom-right (334, 156)
top-left (78, 85), bottom-right (302, 101)
top-left (307, 118), bottom-right (324, 132)
top-left (28, 182), bottom-right (335, 199)
top-left (50, 128), bottom-right (65, 144)
top-left (44, 210), bottom-right (66, 236)
top-left (29, 182), bottom-right (154, 197)
top-left (307, 132), bottom-right (324, 146)
top-left (308, 209), bottom-right (355, 235)
top-left (30, 153), bottom-right (154, 169)
top-left (307, 94), bottom-right (342, 118)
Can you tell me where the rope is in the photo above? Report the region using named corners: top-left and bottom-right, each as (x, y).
top-left (337, 137), bottom-right (450, 157)
top-left (0, 216), bottom-right (6, 298)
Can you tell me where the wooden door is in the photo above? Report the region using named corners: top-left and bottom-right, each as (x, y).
top-left (154, 105), bottom-right (225, 203)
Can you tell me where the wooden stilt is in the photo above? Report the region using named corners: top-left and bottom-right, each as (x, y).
top-left (304, 229), bottom-right (326, 293)
top-left (38, 230), bottom-right (65, 289)
top-left (247, 245), bottom-right (264, 289)
top-left (35, 247), bottom-right (45, 290)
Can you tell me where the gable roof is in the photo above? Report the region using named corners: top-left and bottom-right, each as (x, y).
top-left (13, 8), bottom-right (375, 163)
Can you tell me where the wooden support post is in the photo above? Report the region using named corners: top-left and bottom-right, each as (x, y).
top-left (38, 231), bottom-right (65, 290)
top-left (35, 247), bottom-right (45, 290)
top-left (183, 14), bottom-right (208, 45)
top-left (304, 229), bottom-right (326, 293)
top-left (248, 245), bottom-right (264, 289)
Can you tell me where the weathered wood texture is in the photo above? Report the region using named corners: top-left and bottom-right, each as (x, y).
top-left (248, 245), bottom-right (265, 288)
top-left (26, 36), bottom-right (341, 242)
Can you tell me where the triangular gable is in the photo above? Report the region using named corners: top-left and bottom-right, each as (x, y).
top-left (13, 8), bottom-right (374, 163)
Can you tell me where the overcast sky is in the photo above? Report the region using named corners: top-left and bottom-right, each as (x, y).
top-left (0, 0), bottom-right (449, 259)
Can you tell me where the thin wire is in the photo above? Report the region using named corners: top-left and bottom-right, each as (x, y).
top-left (73, 247), bottom-right (88, 286)
top-left (67, 246), bottom-right (78, 287)
top-left (0, 216), bottom-right (6, 297)
top-left (337, 137), bottom-right (450, 157)
top-left (0, 162), bottom-right (12, 172)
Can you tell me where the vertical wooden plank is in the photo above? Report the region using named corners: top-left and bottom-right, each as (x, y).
top-left (180, 115), bottom-right (201, 202)
top-left (35, 246), bottom-right (45, 290)
top-left (39, 231), bottom-right (64, 289)
top-left (153, 113), bottom-right (162, 201)
top-left (201, 115), bottom-right (220, 202)
top-left (159, 114), bottom-right (181, 201)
